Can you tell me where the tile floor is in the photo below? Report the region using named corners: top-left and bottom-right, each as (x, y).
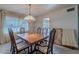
top-left (0, 42), bottom-right (79, 54)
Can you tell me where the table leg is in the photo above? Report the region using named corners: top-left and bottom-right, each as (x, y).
top-left (28, 47), bottom-right (29, 54)
top-left (30, 45), bottom-right (32, 53)
top-left (29, 43), bottom-right (39, 54)
top-left (34, 43), bottom-right (38, 53)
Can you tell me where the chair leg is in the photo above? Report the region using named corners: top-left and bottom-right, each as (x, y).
top-left (10, 45), bottom-right (16, 54)
top-left (34, 44), bottom-right (37, 54)
top-left (31, 45), bottom-right (32, 52)
top-left (29, 45), bottom-right (32, 53)
top-left (28, 47), bottom-right (29, 54)
top-left (51, 51), bottom-right (53, 54)
top-left (51, 48), bottom-right (53, 54)
top-left (10, 45), bottom-right (12, 52)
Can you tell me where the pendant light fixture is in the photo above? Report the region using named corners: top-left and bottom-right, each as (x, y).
top-left (24, 4), bottom-right (35, 22)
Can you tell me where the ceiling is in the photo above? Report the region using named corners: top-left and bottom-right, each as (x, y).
top-left (0, 4), bottom-right (74, 17)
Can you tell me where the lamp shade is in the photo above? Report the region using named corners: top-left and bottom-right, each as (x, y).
top-left (24, 15), bottom-right (35, 21)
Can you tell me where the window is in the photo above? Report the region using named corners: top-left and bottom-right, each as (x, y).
top-left (43, 18), bottom-right (50, 28)
top-left (3, 16), bottom-right (29, 34)
top-left (43, 18), bottom-right (50, 35)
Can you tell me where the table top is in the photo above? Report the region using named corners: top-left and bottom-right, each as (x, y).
top-left (17, 33), bottom-right (48, 44)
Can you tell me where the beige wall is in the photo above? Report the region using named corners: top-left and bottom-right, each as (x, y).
top-left (0, 5), bottom-right (78, 45)
top-left (35, 5), bottom-right (78, 42)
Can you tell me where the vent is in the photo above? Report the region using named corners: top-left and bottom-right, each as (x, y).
top-left (67, 7), bottom-right (75, 12)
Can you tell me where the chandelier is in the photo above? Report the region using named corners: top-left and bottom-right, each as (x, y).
top-left (24, 4), bottom-right (35, 22)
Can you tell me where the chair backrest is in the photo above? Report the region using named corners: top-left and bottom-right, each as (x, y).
top-left (37, 27), bottom-right (41, 34)
top-left (8, 28), bottom-right (18, 53)
top-left (54, 28), bottom-right (62, 45)
top-left (42, 28), bottom-right (48, 35)
top-left (20, 27), bottom-right (25, 34)
top-left (47, 28), bottom-right (56, 53)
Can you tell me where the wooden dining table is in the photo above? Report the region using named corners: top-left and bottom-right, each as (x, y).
top-left (17, 33), bottom-right (49, 53)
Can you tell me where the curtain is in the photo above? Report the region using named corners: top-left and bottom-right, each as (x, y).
top-left (0, 10), bottom-right (6, 44)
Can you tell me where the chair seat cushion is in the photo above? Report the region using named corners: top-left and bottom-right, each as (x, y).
top-left (39, 46), bottom-right (48, 53)
top-left (17, 42), bottom-right (29, 50)
top-left (39, 42), bottom-right (48, 47)
top-left (16, 39), bottom-right (23, 44)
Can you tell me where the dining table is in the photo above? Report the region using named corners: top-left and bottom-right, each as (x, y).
top-left (17, 33), bottom-right (49, 53)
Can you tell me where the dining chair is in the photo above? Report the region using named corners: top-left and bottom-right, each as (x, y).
top-left (41, 28), bottom-right (49, 44)
top-left (8, 28), bottom-right (29, 54)
top-left (42, 28), bottom-right (48, 35)
top-left (20, 27), bottom-right (26, 34)
top-left (37, 27), bottom-right (42, 34)
top-left (54, 28), bottom-right (62, 45)
top-left (35, 28), bottom-right (56, 54)
top-left (15, 27), bottom-right (26, 43)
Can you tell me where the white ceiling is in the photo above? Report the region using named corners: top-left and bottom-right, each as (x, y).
top-left (0, 4), bottom-right (74, 17)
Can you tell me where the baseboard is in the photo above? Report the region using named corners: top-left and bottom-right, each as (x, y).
top-left (61, 45), bottom-right (79, 50)
top-left (54, 43), bottom-right (79, 50)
